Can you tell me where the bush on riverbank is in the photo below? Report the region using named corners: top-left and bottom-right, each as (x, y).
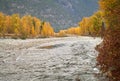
top-left (96, 0), bottom-right (120, 81)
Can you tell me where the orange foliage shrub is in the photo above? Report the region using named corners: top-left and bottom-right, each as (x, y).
top-left (96, 0), bottom-right (120, 81)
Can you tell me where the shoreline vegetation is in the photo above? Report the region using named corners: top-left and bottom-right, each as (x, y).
top-left (0, 11), bottom-right (104, 39)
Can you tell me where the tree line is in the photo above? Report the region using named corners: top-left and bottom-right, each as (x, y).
top-left (56, 11), bottom-right (104, 37)
top-left (0, 12), bottom-right (54, 39)
top-left (0, 11), bottom-right (105, 38)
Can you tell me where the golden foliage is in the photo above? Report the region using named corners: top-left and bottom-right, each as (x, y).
top-left (58, 11), bottom-right (103, 37)
top-left (41, 22), bottom-right (54, 37)
top-left (0, 12), bottom-right (55, 39)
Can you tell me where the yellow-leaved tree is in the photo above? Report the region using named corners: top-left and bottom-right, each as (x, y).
top-left (0, 12), bottom-right (6, 37)
top-left (41, 22), bottom-right (54, 37)
top-left (5, 16), bottom-right (12, 34)
top-left (11, 14), bottom-right (21, 35)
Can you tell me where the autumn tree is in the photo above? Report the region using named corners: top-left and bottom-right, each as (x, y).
top-left (20, 16), bottom-right (30, 38)
top-left (41, 22), bottom-right (54, 37)
top-left (58, 30), bottom-right (67, 37)
top-left (65, 27), bottom-right (80, 35)
top-left (89, 11), bottom-right (103, 36)
top-left (96, 0), bottom-right (120, 81)
top-left (0, 12), bottom-right (6, 37)
top-left (20, 15), bottom-right (39, 38)
top-left (11, 14), bottom-right (21, 35)
top-left (5, 16), bottom-right (12, 34)
top-left (79, 17), bottom-right (90, 36)
top-left (78, 11), bottom-right (103, 36)
top-left (32, 17), bottom-right (41, 35)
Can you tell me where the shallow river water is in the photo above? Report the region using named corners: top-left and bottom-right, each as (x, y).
top-left (0, 37), bottom-right (108, 81)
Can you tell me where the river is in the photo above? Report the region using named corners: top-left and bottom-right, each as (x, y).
top-left (0, 37), bottom-right (108, 81)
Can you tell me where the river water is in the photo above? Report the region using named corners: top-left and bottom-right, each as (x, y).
top-left (0, 37), bottom-right (108, 81)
